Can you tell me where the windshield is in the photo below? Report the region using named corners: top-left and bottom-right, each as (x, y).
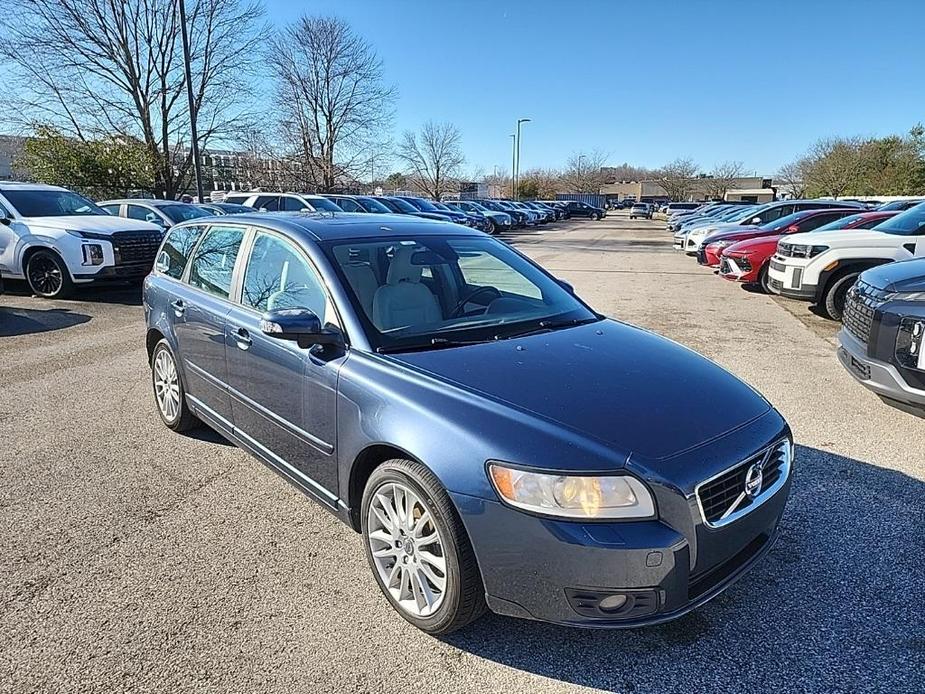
top-left (326, 235), bottom-right (597, 351)
top-left (759, 211), bottom-right (811, 232)
top-left (466, 201), bottom-right (487, 211)
top-left (382, 197), bottom-right (417, 213)
top-left (878, 199), bottom-right (923, 211)
top-left (306, 196), bottom-right (342, 212)
top-left (728, 205), bottom-right (766, 222)
top-left (357, 196), bottom-right (391, 213)
top-left (3, 189), bottom-right (106, 217)
top-left (406, 197), bottom-right (440, 212)
top-left (159, 203), bottom-right (211, 223)
top-left (814, 213), bottom-right (866, 231)
top-left (871, 203), bottom-right (925, 236)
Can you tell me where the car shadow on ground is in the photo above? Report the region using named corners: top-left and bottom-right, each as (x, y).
top-left (1, 279), bottom-right (143, 306)
top-left (443, 445), bottom-right (923, 692)
top-left (0, 305), bottom-right (92, 337)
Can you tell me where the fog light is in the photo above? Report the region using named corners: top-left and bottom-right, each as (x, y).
top-left (896, 318), bottom-right (925, 370)
top-left (598, 594), bottom-right (628, 613)
top-left (82, 243), bottom-right (104, 266)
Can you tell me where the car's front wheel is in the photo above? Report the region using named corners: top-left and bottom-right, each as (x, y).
top-left (758, 264), bottom-right (772, 294)
top-left (25, 249), bottom-right (74, 299)
top-left (821, 271), bottom-right (859, 321)
top-left (362, 459), bottom-right (485, 635)
top-left (151, 339), bottom-right (198, 431)
top-left (484, 218), bottom-right (497, 235)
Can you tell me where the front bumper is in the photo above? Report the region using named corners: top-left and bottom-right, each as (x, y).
top-left (837, 328), bottom-right (925, 413)
top-left (73, 262), bottom-right (153, 282)
top-left (451, 471), bottom-right (789, 628)
top-left (719, 255), bottom-right (758, 283)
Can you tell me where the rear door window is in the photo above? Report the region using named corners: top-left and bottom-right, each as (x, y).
top-left (254, 195), bottom-right (280, 212)
top-left (187, 225), bottom-right (246, 299)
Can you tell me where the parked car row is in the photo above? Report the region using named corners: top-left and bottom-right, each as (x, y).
top-left (0, 181), bottom-right (609, 299)
top-left (662, 197), bottom-right (925, 418)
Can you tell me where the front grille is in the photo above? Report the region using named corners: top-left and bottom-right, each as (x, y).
top-left (696, 441), bottom-right (790, 527)
top-left (112, 230), bottom-right (163, 266)
top-left (769, 277), bottom-right (783, 292)
top-left (842, 279), bottom-right (892, 345)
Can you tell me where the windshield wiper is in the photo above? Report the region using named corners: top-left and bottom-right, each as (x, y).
top-left (496, 316), bottom-right (601, 340)
top-left (376, 336), bottom-right (496, 354)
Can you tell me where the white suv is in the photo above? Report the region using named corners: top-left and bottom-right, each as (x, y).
top-left (222, 191), bottom-right (343, 213)
top-left (767, 203), bottom-right (925, 319)
top-left (0, 183), bottom-right (163, 298)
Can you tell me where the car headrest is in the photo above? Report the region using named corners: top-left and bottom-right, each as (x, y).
top-left (386, 246), bottom-right (423, 285)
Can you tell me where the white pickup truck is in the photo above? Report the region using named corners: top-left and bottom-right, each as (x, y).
top-left (767, 203), bottom-right (925, 319)
top-left (0, 182), bottom-right (163, 298)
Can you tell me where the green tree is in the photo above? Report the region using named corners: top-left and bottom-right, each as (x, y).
top-left (16, 126), bottom-right (156, 199)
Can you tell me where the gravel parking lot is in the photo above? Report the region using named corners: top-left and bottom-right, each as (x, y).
top-left (1, 213), bottom-right (922, 694)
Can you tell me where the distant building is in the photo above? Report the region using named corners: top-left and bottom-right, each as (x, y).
top-left (601, 176), bottom-right (774, 203)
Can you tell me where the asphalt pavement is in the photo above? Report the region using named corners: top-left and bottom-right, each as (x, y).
top-left (1, 213), bottom-right (922, 693)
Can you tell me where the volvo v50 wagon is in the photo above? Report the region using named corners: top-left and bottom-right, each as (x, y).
top-left (143, 211), bottom-right (793, 634)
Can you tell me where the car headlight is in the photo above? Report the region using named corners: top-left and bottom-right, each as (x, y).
top-left (788, 244), bottom-right (829, 258)
top-left (488, 463), bottom-right (656, 519)
top-left (895, 317), bottom-right (925, 371)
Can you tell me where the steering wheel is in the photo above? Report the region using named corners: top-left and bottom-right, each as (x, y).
top-left (449, 286), bottom-right (502, 318)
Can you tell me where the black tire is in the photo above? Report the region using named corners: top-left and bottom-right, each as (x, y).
top-left (821, 271), bottom-right (859, 321)
top-left (361, 459), bottom-right (486, 635)
top-left (758, 264), bottom-right (772, 294)
top-left (25, 249), bottom-right (74, 299)
top-left (484, 219), bottom-right (497, 235)
top-left (151, 339), bottom-right (198, 432)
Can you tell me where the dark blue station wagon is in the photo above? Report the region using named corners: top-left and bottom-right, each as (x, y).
top-left (143, 211), bottom-right (793, 634)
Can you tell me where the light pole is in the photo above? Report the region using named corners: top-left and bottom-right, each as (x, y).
top-left (178, 0), bottom-right (204, 203)
top-left (515, 117), bottom-right (530, 199)
top-left (510, 134), bottom-right (516, 198)
top-left (577, 154), bottom-right (585, 193)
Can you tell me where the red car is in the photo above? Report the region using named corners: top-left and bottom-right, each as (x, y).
top-left (718, 211), bottom-right (899, 292)
top-left (698, 208), bottom-right (863, 267)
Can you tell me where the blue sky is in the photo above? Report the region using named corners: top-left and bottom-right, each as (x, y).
top-left (265, 0), bottom-right (925, 176)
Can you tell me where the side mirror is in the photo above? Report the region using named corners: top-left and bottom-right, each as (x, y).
top-left (0, 217), bottom-right (11, 226)
top-left (751, 216), bottom-right (762, 224)
top-left (260, 308), bottom-right (345, 350)
top-left (786, 225), bottom-right (800, 233)
top-left (557, 278), bottom-right (575, 294)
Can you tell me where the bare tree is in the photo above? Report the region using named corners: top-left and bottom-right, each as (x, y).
top-left (703, 160), bottom-right (746, 200)
top-left (267, 15), bottom-right (395, 192)
top-left (658, 157), bottom-right (700, 201)
top-left (394, 121), bottom-right (465, 199)
top-left (775, 157), bottom-right (811, 199)
top-left (560, 151), bottom-right (608, 193)
top-left (0, 0), bottom-right (267, 199)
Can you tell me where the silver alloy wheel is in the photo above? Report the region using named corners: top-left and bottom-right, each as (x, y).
top-left (153, 349), bottom-right (181, 422)
top-left (367, 482), bottom-right (447, 618)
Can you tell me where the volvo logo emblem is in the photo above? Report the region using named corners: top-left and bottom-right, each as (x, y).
top-left (744, 462), bottom-right (763, 499)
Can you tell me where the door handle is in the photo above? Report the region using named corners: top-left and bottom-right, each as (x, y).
top-left (170, 299), bottom-right (185, 316)
top-left (234, 327), bottom-right (252, 350)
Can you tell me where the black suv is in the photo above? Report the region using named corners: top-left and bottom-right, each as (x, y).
top-left (560, 200), bottom-right (605, 220)
top-left (838, 258), bottom-right (925, 417)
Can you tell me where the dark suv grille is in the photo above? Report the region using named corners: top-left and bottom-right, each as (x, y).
top-left (112, 230), bottom-right (163, 266)
top-left (697, 441), bottom-right (789, 526)
top-left (842, 280), bottom-right (892, 345)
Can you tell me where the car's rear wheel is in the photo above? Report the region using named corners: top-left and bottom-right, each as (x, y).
top-left (151, 339), bottom-right (198, 431)
top-left (362, 459), bottom-right (485, 635)
top-left (26, 249), bottom-right (74, 299)
top-left (821, 271), bottom-right (859, 321)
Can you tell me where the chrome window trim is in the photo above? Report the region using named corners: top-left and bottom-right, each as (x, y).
top-left (694, 438), bottom-right (792, 530)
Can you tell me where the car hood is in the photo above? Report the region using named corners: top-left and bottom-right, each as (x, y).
top-left (388, 320), bottom-right (770, 462)
top-left (706, 228), bottom-right (767, 245)
top-left (785, 228), bottom-right (901, 249)
top-left (21, 214), bottom-right (162, 234)
top-left (861, 257), bottom-right (925, 292)
top-left (726, 234), bottom-right (782, 254)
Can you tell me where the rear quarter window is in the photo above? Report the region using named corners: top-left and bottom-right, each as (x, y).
top-left (155, 225), bottom-right (205, 279)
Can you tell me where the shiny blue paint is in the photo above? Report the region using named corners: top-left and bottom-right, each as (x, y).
top-left (145, 212), bottom-right (792, 627)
